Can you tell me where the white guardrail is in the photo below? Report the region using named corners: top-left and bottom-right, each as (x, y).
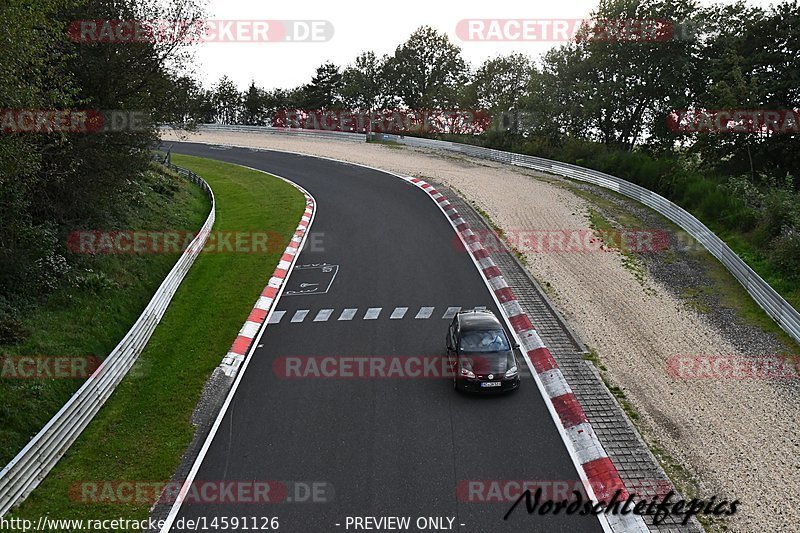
top-left (376, 133), bottom-right (800, 345)
top-left (0, 165), bottom-right (215, 516)
top-left (165, 123), bottom-right (366, 143)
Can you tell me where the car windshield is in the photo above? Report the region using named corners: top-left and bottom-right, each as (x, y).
top-left (459, 329), bottom-right (510, 352)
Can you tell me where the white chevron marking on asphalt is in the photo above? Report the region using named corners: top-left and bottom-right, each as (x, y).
top-left (276, 306), bottom-right (471, 323)
top-left (443, 306), bottom-right (461, 319)
top-left (415, 307), bottom-right (435, 319)
top-left (390, 307), bottom-right (408, 319)
top-left (314, 309), bottom-right (334, 322)
top-left (291, 310), bottom-right (309, 323)
top-left (338, 308), bottom-right (358, 321)
top-left (268, 310), bottom-right (286, 324)
top-left (364, 307), bottom-right (382, 320)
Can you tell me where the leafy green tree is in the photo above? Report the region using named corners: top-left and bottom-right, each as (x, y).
top-left (301, 62), bottom-right (343, 110)
top-left (341, 51), bottom-right (390, 111)
top-left (0, 0), bottom-right (205, 317)
top-left (689, 1), bottom-right (800, 180)
top-left (526, 0), bottom-right (699, 149)
top-left (473, 54), bottom-right (533, 115)
top-left (161, 76), bottom-right (214, 128)
top-left (383, 26), bottom-right (469, 109)
top-left (242, 81), bottom-right (269, 125)
top-left (211, 76), bottom-right (241, 124)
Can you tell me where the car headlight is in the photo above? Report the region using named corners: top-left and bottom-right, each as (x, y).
top-left (460, 366), bottom-right (475, 379)
top-left (505, 366), bottom-right (518, 378)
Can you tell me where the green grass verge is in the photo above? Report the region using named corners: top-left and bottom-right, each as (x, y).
top-left (0, 164), bottom-right (210, 466)
top-left (9, 154), bottom-right (305, 522)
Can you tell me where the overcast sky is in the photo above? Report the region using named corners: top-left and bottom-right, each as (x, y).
top-left (185, 0), bottom-right (780, 91)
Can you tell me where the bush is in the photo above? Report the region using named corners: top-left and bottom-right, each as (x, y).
top-left (0, 299), bottom-right (28, 345)
top-left (770, 230), bottom-right (800, 282)
top-left (69, 269), bottom-right (120, 293)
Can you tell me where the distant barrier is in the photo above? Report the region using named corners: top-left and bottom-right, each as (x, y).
top-left (163, 123), bottom-right (366, 143)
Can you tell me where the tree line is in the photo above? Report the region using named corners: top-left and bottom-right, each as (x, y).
top-left (178, 0), bottom-right (799, 180)
top-left (0, 0), bottom-right (204, 337)
top-left (176, 0), bottom-right (799, 285)
top-left (1, 0), bottom-right (798, 338)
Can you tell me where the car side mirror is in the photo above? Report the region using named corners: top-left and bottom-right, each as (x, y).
top-left (513, 343), bottom-right (520, 350)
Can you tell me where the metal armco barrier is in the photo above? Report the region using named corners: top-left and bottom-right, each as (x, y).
top-left (163, 123), bottom-right (366, 143)
top-left (0, 166), bottom-right (215, 516)
top-left (375, 132), bottom-right (800, 345)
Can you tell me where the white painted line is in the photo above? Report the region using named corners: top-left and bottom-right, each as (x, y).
top-left (267, 310), bottom-right (286, 324)
top-left (500, 300), bottom-right (524, 318)
top-left (443, 306), bottom-right (461, 319)
top-left (415, 307), bottom-right (434, 319)
top-left (338, 308), bottom-right (357, 321)
top-left (364, 307), bottom-right (382, 320)
top-left (291, 310), bottom-right (309, 323)
top-left (314, 309), bottom-right (334, 322)
top-left (390, 307), bottom-right (408, 319)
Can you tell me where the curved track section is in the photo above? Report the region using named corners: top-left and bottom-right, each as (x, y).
top-left (163, 142), bottom-right (604, 533)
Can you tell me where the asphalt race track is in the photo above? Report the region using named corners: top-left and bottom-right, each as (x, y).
top-left (163, 142), bottom-right (603, 533)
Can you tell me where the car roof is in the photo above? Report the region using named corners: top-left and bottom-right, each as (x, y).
top-left (457, 309), bottom-right (502, 330)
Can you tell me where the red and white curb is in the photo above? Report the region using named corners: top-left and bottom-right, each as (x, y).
top-left (160, 169), bottom-right (316, 532)
top-left (403, 176), bottom-right (649, 533)
top-left (219, 195), bottom-right (315, 377)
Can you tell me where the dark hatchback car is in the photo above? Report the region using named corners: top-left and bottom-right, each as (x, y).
top-left (446, 309), bottom-right (521, 393)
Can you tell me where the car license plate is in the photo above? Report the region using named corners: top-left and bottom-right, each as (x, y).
top-left (481, 382), bottom-right (501, 388)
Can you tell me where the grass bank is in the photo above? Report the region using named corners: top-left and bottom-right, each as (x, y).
top-left (10, 154), bottom-right (305, 522)
top-left (0, 163), bottom-right (210, 467)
